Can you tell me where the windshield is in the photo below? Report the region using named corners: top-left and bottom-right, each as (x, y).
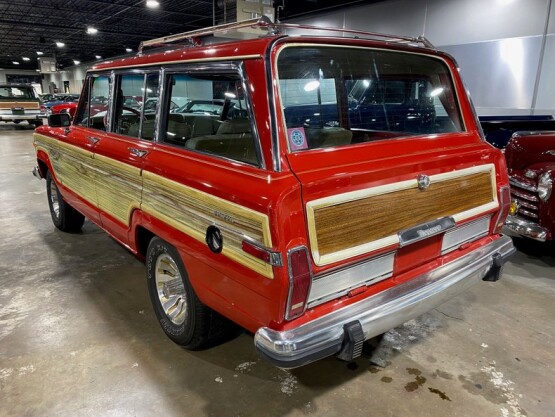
top-left (0, 85), bottom-right (36, 99)
top-left (277, 46), bottom-right (464, 151)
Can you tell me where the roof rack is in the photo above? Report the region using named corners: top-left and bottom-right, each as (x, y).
top-left (138, 16), bottom-right (434, 54)
top-left (138, 16), bottom-right (276, 53)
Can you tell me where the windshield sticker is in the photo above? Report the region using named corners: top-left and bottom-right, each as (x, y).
top-left (288, 127), bottom-right (308, 151)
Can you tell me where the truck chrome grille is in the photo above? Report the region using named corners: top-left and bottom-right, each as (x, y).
top-left (510, 175), bottom-right (540, 221)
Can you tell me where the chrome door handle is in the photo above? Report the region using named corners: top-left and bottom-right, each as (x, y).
top-left (129, 147), bottom-right (148, 158)
top-left (87, 136), bottom-right (100, 144)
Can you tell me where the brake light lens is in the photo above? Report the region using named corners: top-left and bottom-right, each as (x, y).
top-left (493, 185), bottom-right (511, 233)
top-left (285, 247), bottom-right (312, 321)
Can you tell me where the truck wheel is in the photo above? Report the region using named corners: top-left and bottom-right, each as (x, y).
top-left (146, 237), bottom-right (232, 349)
top-left (31, 120), bottom-right (43, 127)
top-left (46, 171), bottom-right (85, 232)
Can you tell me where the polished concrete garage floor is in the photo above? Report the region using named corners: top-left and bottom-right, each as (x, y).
top-left (1, 125), bottom-right (554, 417)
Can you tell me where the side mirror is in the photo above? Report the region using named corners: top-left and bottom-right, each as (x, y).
top-left (47, 113), bottom-right (71, 127)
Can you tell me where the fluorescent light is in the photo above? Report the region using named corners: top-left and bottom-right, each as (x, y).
top-left (95, 55), bottom-right (102, 59)
top-left (22, 57), bottom-right (30, 61)
top-left (87, 27), bottom-right (98, 35)
top-left (125, 48), bottom-right (133, 52)
top-left (429, 87), bottom-right (444, 97)
top-left (73, 60), bottom-right (81, 65)
top-left (56, 42), bottom-right (65, 47)
top-left (224, 92), bottom-right (236, 98)
top-left (146, 0), bottom-right (160, 8)
top-left (304, 80), bottom-right (320, 92)
top-left (36, 51), bottom-right (44, 55)
top-left (12, 61), bottom-right (20, 65)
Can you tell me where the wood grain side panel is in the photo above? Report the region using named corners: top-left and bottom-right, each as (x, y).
top-left (141, 171), bottom-right (274, 279)
top-left (0, 102), bottom-right (40, 109)
top-left (313, 171), bottom-right (494, 258)
top-left (34, 134), bottom-right (97, 205)
top-left (93, 154), bottom-right (142, 225)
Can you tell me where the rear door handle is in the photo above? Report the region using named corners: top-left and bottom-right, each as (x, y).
top-left (87, 136), bottom-right (100, 144)
top-left (129, 147), bottom-right (148, 158)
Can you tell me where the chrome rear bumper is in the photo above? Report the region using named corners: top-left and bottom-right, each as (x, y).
top-left (255, 235), bottom-right (515, 368)
top-left (504, 215), bottom-right (548, 242)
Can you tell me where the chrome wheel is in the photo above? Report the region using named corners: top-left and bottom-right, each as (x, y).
top-left (49, 180), bottom-right (60, 220)
top-left (155, 253), bottom-right (187, 325)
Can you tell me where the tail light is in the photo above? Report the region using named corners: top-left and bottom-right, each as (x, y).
top-left (492, 185), bottom-right (511, 233)
top-left (285, 247), bottom-right (312, 321)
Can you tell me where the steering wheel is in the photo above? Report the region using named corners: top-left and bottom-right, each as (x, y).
top-left (122, 106), bottom-right (141, 117)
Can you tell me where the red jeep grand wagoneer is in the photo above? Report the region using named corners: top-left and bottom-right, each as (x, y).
top-left (33, 18), bottom-right (514, 367)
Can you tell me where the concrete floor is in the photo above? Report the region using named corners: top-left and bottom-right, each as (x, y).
top-left (1, 124), bottom-right (554, 417)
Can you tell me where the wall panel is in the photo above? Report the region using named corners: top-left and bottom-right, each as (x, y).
top-left (534, 35), bottom-right (555, 113)
top-left (426, 0), bottom-right (549, 46)
top-left (441, 37), bottom-right (543, 114)
top-left (344, 0), bottom-right (426, 37)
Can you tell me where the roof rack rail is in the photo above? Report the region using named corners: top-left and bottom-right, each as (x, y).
top-left (138, 16), bottom-right (277, 53)
top-left (138, 16), bottom-right (435, 54)
top-left (278, 22), bottom-right (434, 48)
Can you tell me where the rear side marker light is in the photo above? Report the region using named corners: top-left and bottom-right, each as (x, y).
top-left (241, 239), bottom-right (282, 266)
top-left (285, 247), bottom-right (312, 321)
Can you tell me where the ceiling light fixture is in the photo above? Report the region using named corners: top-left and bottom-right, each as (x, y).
top-left (87, 27), bottom-right (98, 35)
top-left (12, 61), bottom-right (20, 65)
top-left (36, 51), bottom-right (44, 55)
top-left (73, 60), bottom-right (81, 65)
top-left (95, 55), bottom-right (102, 59)
top-left (125, 48), bottom-right (133, 52)
top-left (56, 42), bottom-right (65, 47)
top-left (146, 0), bottom-right (160, 8)
top-left (22, 57), bottom-right (30, 61)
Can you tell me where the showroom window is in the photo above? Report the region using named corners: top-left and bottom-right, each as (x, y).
top-left (159, 70), bottom-right (258, 166)
top-left (75, 74), bottom-right (111, 130)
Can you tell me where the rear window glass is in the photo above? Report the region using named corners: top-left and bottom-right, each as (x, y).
top-left (277, 46), bottom-right (464, 151)
top-left (0, 86), bottom-right (36, 99)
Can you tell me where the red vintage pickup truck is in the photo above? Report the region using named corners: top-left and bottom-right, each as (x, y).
top-left (504, 131), bottom-right (555, 242)
top-left (33, 18), bottom-right (514, 367)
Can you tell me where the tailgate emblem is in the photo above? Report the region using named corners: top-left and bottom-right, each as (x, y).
top-left (417, 174), bottom-right (430, 190)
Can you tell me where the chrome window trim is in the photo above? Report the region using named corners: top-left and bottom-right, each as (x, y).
top-left (157, 62), bottom-right (264, 168)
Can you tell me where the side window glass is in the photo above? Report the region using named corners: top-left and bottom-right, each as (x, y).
top-left (161, 72), bottom-right (258, 166)
top-left (140, 73), bottom-right (160, 141)
top-left (113, 74), bottom-right (144, 138)
top-left (75, 75), bottom-right (110, 130)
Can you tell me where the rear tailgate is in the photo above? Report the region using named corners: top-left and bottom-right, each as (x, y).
top-left (286, 134), bottom-right (502, 306)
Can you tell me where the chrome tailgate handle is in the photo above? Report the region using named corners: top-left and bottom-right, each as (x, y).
top-left (129, 147), bottom-right (148, 158)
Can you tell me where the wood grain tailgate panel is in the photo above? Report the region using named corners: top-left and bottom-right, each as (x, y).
top-left (313, 171), bottom-right (494, 257)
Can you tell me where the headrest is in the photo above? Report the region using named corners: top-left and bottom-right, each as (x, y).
top-left (217, 118), bottom-right (251, 134)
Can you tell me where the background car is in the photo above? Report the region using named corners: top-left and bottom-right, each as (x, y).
top-left (504, 131), bottom-right (555, 242)
top-left (0, 83), bottom-right (44, 127)
top-left (41, 94), bottom-right (80, 115)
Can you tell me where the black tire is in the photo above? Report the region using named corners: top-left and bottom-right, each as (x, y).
top-left (146, 237), bottom-right (233, 349)
top-left (31, 120), bottom-right (44, 127)
top-left (46, 171), bottom-right (85, 232)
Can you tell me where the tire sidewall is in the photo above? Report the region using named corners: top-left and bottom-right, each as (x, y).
top-left (146, 238), bottom-right (195, 345)
top-left (46, 171), bottom-right (63, 229)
